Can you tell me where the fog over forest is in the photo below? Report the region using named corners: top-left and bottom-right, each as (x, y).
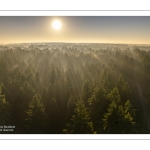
top-left (0, 43), bottom-right (150, 134)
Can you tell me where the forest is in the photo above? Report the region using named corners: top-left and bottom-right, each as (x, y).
top-left (0, 43), bottom-right (150, 134)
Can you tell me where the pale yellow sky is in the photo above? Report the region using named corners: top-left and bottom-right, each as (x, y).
top-left (0, 16), bottom-right (150, 44)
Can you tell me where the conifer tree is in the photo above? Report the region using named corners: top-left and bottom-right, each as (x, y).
top-left (82, 79), bottom-right (91, 106)
top-left (117, 75), bottom-right (131, 103)
top-left (47, 98), bottom-right (61, 133)
top-left (49, 69), bottom-right (56, 85)
top-left (41, 86), bottom-right (49, 112)
top-left (103, 88), bottom-right (136, 133)
top-left (88, 86), bottom-right (108, 133)
top-left (67, 100), bottom-right (94, 134)
top-left (99, 67), bottom-right (114, 92)
top-left (24, 94), bottom-right (47, 133)
top-left (0, 84), bottom-right (11, 126)
top-left (66, 94), bottom-right (76, 123)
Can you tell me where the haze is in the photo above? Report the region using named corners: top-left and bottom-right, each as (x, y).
top-left (0, 16), bottom-right (150, 44)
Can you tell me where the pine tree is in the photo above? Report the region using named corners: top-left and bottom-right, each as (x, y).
top-left (24, 94), bottom-right (47, 133)
top-left (99, 67), bottom-right (114, 92)
top-left (49, 69), bottom-right (56, 85)
top-left (47, 98), bottom-right (61, 133)
top-left (88, 86), bottom-right (108, 133)
top-left (117, 74), bottom-right (131, 103)
top-left (35, 71), bottom-right (42, 92)
top-left (103, 88), bottom-right (136, 133)
top-left (67, 100), bottom-right (94, 134)
top-left (41, 86), bottom-right (49, 112)
top-left (66, 94), bottom-right (76, 123)
top-left (82, 79), bottom-right (91, 106)
top-left (0, 84), bottom-right (12, 126)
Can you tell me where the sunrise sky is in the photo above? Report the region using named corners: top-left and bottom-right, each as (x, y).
top-left (0, 16), bottom-right (150, 44)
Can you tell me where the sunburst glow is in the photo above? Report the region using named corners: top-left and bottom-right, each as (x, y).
top-left (52, 20), bottom-right (62, 30)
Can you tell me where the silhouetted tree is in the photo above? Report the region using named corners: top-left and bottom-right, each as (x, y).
top-left (88, 86), bottom-right (108, 133)
top-left (0, 84), bottom-right (12, 126)
top-left (47, 98), bottom-right (62, 133)
top-left (82, 79), bottom-right (91, 106)
top-left (67, 100), bottom-right (94, 134)
top-left (24, 94), bottom-right (47, 133)
top-left (117, 75), bottom-right (131, 103)
top-left (66, 94), bottom-right (76, 123)
top-left (103, 88), bottom-right (136, 133)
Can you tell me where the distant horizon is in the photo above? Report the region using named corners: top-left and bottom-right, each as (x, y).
top-left (1, 16), bottom-right (150, 45)
top-left (1, 41), bottom-right (150, 46)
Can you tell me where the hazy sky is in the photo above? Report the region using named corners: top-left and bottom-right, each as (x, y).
top-left (0, 16), bottom-right (150, 44)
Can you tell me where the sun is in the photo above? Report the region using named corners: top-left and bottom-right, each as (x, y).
top-left (52, 20), bottom-right (62, 30)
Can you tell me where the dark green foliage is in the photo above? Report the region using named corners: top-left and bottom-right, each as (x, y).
top-left (0, 84), bottom-right (12, 126)
top-left (49, 69), bottom-right (56, 85)
top-left (12, 81), bottom-right (35, 129)
top-left (67, 100), bottom-right (94, 134)
top-left (99, 68), bottom-right (114, 92)
top-left (103, 88), bottom-right (136, 133)
top-left (41, 86), bottom-right (49, 112)
top-left (48, 98), bottom-right (59, 117)
top-left (24, 94), bottom-right (47, 133)
top-left (0, 44), bottom-right (149, 133)
top-left (46, 98), bottom-right (62, 133)
top-left (82, 79), bottom-right (91, 106)
top-left (88, 87), bottom-right (108, 133)
top-left (66, 94), bottom-right (76, 123)
top-left (117, 75), bottom-right (131, 103)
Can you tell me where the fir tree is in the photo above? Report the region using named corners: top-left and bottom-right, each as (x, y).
top-left (47, 98), bottom-right (61, 133)
top-left (103, 88), bottom-right (136, 133)
top-left (117, 74), bottom-right (131, 103)
top-left (88, 86), bottom-right (108, 133)
top-left (0, 84), bottom-right (12, 126)
top-left (24, 94), bottom-right (47, 133)
top-left (67, 100), bottom-right (94, 134)
top-left (82, 79), bottom-right (91, 106)
top-left (66, 94), bottom-right (76, 123)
